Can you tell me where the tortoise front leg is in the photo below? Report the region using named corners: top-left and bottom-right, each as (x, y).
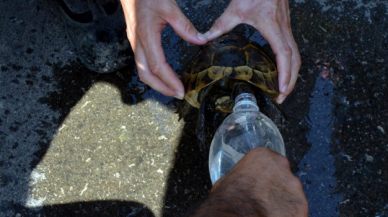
top-left (257, 92), bottom-right (286, 128)
top-left (177, 100), bottom-right (193, 121)
top-left (197, 97), bottom-right (217, 153)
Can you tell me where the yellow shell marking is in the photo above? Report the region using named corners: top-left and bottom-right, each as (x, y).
top-left (183, 39), bottom-right (279, 108)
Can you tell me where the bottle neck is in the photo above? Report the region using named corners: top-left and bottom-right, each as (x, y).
top-left (233, 93), bottom-right (259, 112)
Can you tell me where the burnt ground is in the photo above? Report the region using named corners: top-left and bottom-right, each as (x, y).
top-left (0, 0), bottom-right (387, 217)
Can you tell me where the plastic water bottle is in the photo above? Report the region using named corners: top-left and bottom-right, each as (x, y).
top-left (208, 93), bottom-right (286, 185)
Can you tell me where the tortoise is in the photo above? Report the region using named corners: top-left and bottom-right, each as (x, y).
top-left (178, 34), bottom-right (285, 152)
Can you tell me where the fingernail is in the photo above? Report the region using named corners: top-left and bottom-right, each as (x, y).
top-left (277, 94), bottom-right (286, 104)
top-left (174, 91), bottom-right (184, 100)
top-left (197, 33), bottom-right (207, 41)
top-left (282, 84), bottom-right (289, 94)
top-left (205, 31), bottom-right (211, 38)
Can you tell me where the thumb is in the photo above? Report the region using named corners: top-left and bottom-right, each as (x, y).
top-left (204, 10), bottom-right (240, 41)
top-left (166, 8), bottom-right (208, 45)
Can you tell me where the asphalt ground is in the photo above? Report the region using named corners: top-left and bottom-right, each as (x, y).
top-left (0, 0), bottom-right (387, 216)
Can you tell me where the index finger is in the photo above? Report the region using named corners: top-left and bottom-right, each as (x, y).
top-left (139, 29), bottom-right (185, 99)
top-left (250, 20), bottom-right (292, 104)
top-left (204, 9), bottom-right (241, 41)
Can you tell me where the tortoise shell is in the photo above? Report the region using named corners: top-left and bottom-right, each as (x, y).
top-left (183, 34), bottom-right (279, 109)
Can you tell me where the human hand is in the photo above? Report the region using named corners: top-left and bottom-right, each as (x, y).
top-left (186, 148), bottom-right (308, 217)
top-left (120, 0), bottom-right (208, 99)
top-left (205, 0), bottom-right (301, 104)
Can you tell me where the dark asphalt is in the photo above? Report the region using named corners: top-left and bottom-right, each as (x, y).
top-left (0, 0), bottom-right (387, 216)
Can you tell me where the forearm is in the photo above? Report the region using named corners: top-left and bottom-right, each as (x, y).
top-left (185, 199), bottom-right (240, 217)
top-left (184, 148), bottom-right (308, 217)
top-left (185, 194), bottom-right (266, 217)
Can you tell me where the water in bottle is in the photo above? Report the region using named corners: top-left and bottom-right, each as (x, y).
top-left (209, 93), bottom-right (285, 184)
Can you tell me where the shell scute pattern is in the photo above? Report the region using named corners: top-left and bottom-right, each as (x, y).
top-left (183, 35), bottom-right (279, 109)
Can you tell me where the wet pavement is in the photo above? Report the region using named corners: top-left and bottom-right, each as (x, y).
top-left (0, 0), bottom-right (387, 216)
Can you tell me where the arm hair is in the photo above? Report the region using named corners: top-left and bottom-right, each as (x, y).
top-left (183, 174), bottom-right (267, 217)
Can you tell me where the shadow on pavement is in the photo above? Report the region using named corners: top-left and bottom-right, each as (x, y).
top-left (13, 60), bottom-right (162, 216)
top-left (4, 200), bottom-right (154, 217)
top-left (0, 1), bottom-right (311, 216)
top-left (161, 108), bottom-right (212, 216)
top-left (4, 0), bottom-right (388, 216)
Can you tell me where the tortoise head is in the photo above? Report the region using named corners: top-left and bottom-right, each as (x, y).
top-left (215, 96), bottom-right (234, 113)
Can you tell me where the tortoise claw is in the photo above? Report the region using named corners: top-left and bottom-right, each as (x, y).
top-left (257, 92), bottom-right (287, 129)
top-left (177, 99), bottom-right (193, 121)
